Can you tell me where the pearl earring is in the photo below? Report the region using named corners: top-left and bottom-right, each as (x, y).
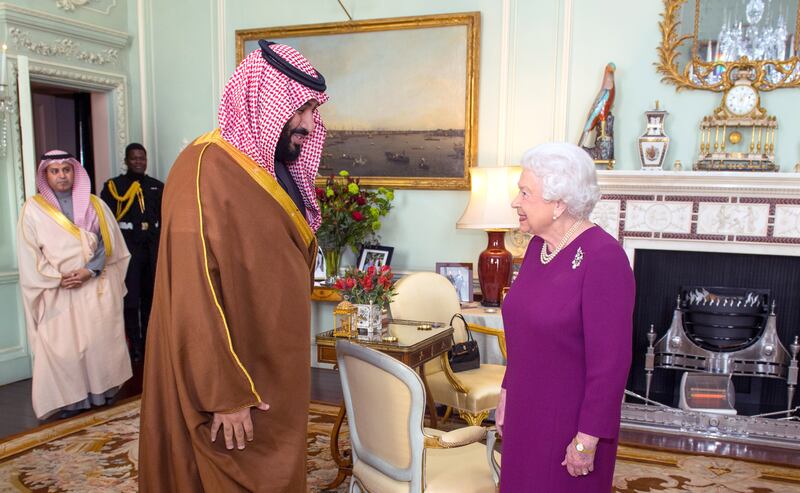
top-left (552, 213), bottom-right (558, 221)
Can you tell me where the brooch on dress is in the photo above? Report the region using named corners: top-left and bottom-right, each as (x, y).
top-left (572, 247), bottom-right (584, 270)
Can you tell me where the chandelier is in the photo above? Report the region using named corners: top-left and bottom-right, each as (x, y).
top-left (716, 0), bottom-right (793, 62)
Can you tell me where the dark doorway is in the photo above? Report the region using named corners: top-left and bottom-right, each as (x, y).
top-left (31, 83), bottom-right (96, 191)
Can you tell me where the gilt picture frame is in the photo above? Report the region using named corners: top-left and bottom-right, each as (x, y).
top-left (235, 12), bottom-right (480, 190)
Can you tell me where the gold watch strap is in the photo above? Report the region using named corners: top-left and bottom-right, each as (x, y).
top-left (572, 438), bottom-right (596, 454)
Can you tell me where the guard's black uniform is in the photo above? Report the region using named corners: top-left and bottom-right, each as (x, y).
top-left (101, 171), bottom-right (164, 360)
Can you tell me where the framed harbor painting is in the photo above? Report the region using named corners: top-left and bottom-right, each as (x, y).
top-left (236, 12), bottom-right (480, 190)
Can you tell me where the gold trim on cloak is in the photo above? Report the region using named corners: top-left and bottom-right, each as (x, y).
top-left (195, 140), bottom-right (263, 406)
top-left (193, 129), bottom-right (315, 249)
top-left (90, 196), bottom-right (113, 258)
top-left (32, 195), bottom-right (81, 240)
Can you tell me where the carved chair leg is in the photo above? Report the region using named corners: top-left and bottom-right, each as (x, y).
top-left (459, 410), bottom-right (490, 427)
top-left (442, 406), bottom-right (453, 423)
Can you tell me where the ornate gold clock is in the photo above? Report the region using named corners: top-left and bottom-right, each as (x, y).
top-left (694, 72), bottom-right (778, 172)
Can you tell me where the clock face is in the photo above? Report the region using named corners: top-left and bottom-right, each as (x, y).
top-left (724, 85), bottom-right (758, 116)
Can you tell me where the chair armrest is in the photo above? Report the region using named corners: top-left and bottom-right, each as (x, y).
top-left (423, 426), bottom-right (487, 449)
top-left (486, 428), bottom-right (502, 486)
top-left (467, 323), bottom-right (508, 360)
top-left (441, 354), bottom-right (470, 394)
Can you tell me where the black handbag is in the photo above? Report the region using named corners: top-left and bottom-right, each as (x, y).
top-left (447, 313), bottom-right (480, 373)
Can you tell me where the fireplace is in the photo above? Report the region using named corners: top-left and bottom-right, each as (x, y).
top-left (629, 249), bottom-right (800, 415)
top-left (588, 171), bottom-right (800, 446)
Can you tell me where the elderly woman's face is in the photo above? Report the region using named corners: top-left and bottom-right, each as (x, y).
top-left (511, 169), bottom-right (554, 235)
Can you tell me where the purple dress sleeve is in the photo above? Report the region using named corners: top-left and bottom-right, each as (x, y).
top-left (577, 243), bottom-right (635, 439)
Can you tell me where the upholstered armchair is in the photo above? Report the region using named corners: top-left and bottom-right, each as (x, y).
top-left (336, 339), bottom-right (497, 492)
top-left (389, 272), bottom-right (506, 426)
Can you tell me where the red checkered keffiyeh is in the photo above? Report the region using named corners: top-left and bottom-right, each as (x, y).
top-left (218, 43), bottom-right (328, 231)
top-left (36, 150), bottom-right (99, 233)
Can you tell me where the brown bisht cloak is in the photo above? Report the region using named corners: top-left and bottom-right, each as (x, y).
top-left (138, 130), bottom-right (317, 492)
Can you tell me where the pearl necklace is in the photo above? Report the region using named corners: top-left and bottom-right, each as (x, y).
top-left (540, 220), bottom-right (585, 265)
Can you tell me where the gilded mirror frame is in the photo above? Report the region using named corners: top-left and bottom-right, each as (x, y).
top-left (657, 0), bottom-right (800, 91)
top-left (235, 12), bottom-right (480, 190)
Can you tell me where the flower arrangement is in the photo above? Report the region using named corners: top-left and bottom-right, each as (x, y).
top-left (333, 265), bottom-right (397, 307)
top-left (315, 170), bottom-right (394, 254)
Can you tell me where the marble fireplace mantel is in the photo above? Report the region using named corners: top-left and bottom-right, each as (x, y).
top-left (591, 170), bottom-right (800, 250)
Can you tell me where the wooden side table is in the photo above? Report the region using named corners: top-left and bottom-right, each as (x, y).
top-left (316, 322), bottom-right (454, 490)
top-left (311, 286), bottom-right (342, 302)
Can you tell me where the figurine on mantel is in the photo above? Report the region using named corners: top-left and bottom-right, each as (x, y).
top-left (579, 63), bottom-right (616, 167)
top-left (638, 101), bottom-right (670, 170)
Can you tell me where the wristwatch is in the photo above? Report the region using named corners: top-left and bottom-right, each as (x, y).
top-left (573, 438), bottom-right (595, 454)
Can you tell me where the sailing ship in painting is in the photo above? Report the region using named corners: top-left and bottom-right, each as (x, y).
top-left (319, 128), bottom-right (465, 178)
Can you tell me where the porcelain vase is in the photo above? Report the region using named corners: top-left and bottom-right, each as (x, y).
top-left (354, 303), bottom-right (382, 332)
top-left (638, 104), bottom-right (670, 170)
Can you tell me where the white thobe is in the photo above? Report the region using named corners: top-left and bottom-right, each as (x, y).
top-left (17, 194), bottom-right (132, 418)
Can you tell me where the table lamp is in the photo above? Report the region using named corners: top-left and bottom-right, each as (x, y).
top-left (457, 166), bottom-right (521, 306)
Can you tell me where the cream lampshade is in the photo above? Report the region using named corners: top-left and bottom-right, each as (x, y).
top-left (457, 166), bottom-right (521, 306)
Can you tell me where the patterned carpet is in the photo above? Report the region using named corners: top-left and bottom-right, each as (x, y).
top-left (0, 400), bottom-right (798, 492)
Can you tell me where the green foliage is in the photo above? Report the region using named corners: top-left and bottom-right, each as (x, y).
top-left (315, 170), bottom-right (394, 253)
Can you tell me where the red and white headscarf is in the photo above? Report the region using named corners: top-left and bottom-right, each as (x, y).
top-left (218, 43), bottom-right (328, 231)
top-left (36, 150), bottom-right (99, 233)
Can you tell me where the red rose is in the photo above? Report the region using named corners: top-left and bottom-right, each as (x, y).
top-left (381, 265), bottom-right (391, 273)
top-left (367, 265), bottom-right (376, 276)
top-left (352, 211), bottom-right (364, 221)
top-left (345, 278), bottom-right (356, 289)
top-left (333, 279), bottom-right (345, 290)
top-left (315, 187), bottom-right (325, 200)
top-left (360, 276), bottom-right (373, 290)
top-left (356, 195), bottom-right (366, 205)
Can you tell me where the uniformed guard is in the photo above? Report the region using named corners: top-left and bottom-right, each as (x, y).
top-left (101, 143), bottom-right (164, 361)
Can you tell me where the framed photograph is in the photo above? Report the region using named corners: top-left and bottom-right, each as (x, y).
top-left (235, 12), bottom-right (480, 190)
top-left (357, 245), bottom-right (394, 270)
top-left (435, 262), bottom-right (473, 303)
top-left (314, 245), bottom-right (327, 281)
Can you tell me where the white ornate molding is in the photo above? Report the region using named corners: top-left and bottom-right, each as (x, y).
top-left (56, 0), bottom-right (90, 11)
top-left (8, 62), bottom-right (24, 211)
top-left (0, 4), bottom-right (129, 48)
top-left (57, 0), bottom-right (117, 15)
top-left (774, 206), bottom-right (800, 238)
top-left (626, 201), bottom-right (693, 233)
top-left (26, 60), bottom-right (128, 166)
top-left (590, 170), bottom-right (800, 251)
top-left (9, 28), bottom-right (119, 66)
top-left (597, 170), bottom-right (800, 198)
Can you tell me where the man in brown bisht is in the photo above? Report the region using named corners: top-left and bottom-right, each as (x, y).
top-left (138, 41), bottom-right (327, 492)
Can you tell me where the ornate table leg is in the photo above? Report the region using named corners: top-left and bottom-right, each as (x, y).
top-left (323, 401), bottom-right (352, 490)
top-left (419, 365), bottom-right (439, 429)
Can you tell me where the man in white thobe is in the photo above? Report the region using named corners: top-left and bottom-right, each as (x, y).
top-left (17, 150), bottom-right (132, 419)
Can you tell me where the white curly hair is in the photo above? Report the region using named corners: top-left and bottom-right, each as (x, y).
top-left (520, 142), bottom-right (600, 220)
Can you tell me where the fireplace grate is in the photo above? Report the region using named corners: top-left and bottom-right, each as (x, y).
top-left (680, 286), bottom-right (770, 352)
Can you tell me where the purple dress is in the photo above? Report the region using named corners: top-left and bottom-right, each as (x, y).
top-left (500, 226), bottom-right (635, 492)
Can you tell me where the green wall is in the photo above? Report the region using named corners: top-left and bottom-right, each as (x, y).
top-left (0, 0), bottom-right (138, 384)
top-left (145, 0), bottom-right (800, 279)
top-left (566, 0), bottom-right (800, 171)
top-left (2, 0), bottom-right (799, 382)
